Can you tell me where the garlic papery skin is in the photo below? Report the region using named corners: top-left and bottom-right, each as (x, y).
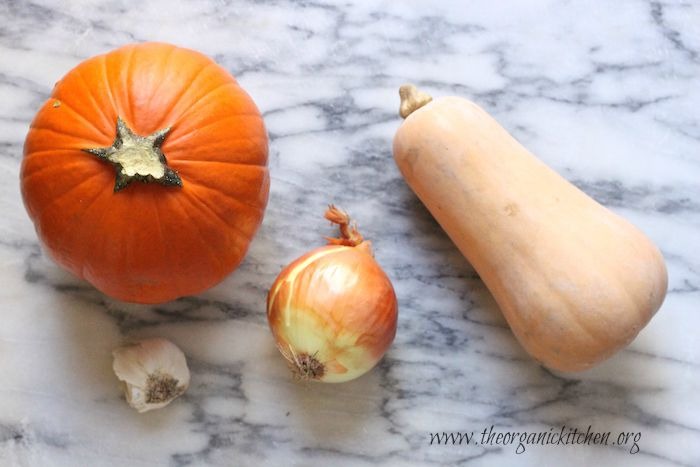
top-left (112, 337), bottom-right (190, 413)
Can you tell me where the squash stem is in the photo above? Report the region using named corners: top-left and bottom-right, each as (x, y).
top-left (399, 84), bottom-right (433, 118)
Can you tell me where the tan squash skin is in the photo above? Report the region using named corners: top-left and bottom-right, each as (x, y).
top-left (393, 92), bottom-right (668, 372)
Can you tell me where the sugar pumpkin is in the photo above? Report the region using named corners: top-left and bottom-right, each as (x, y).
top-left (20, 42), bottom-right (269, 304)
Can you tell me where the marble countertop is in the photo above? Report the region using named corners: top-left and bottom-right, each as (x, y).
top-left (1, 1), bottom-right (699, 466)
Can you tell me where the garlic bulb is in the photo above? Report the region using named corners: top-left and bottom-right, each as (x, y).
top-left (112, 337), bottom-right (190, 413)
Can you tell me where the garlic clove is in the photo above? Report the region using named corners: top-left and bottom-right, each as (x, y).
top-left (112, 337), bottom-right (190, 413)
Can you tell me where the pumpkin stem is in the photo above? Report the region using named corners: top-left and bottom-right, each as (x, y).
top-left (324, 204), bottom-right (367, 249)
top-left (399, 84), bottom-right (433, 118)
top-left (82, 117), bottom-right (182, 192)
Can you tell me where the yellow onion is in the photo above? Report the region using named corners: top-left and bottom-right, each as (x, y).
top-left (267, 206), bottom-right (398, 383)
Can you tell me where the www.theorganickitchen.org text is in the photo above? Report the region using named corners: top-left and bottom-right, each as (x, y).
top-left (429, 425), bottom-right (641, 454)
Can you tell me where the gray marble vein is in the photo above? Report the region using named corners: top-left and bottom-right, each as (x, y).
top-left (1, 0), bottom-right (699, 466)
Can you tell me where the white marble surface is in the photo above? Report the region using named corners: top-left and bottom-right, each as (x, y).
top-left (1, 1), bottom-right (699, 466)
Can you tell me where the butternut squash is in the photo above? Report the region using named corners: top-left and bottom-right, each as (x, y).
top-left (393, 84), bottom-right (667, 372)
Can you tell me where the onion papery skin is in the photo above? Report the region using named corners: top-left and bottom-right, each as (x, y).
top-left (267, 244), bottom-right (398, 383)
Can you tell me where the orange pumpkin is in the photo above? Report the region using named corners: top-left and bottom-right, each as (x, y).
top-left (20, 42), bottom-right (269, 304)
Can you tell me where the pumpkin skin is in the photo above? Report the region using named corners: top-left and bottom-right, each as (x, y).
top-left (20, 42), bottom-right (269, 304)
top-left (393, 94), bottom-right (668, 372)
